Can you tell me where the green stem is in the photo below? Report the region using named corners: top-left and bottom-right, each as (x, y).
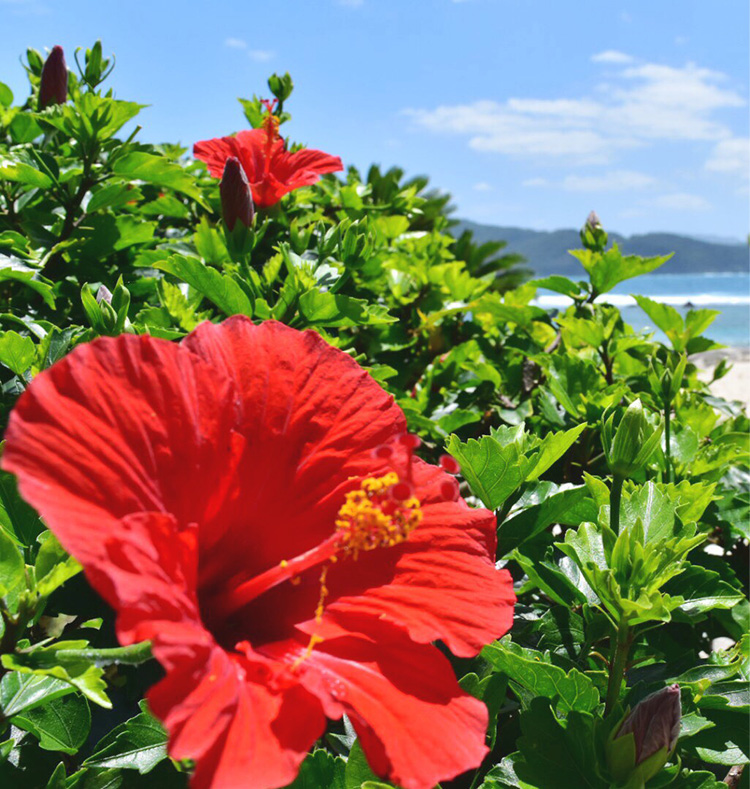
top-left (54, 640), bottom-right (153, 667)
top-left (605, 619), bottom-right (631, 715)
top-left (611, 473), bottom-right (624, 534)
top-left (664, 401), bottom-right (673, 484)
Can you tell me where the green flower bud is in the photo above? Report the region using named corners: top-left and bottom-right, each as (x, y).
top-left (580, 210), bottom-right (608, 252)
top-left (607, 685), bottom-right (681, 786)
top-left (602, 399), bottom-right (663, 477)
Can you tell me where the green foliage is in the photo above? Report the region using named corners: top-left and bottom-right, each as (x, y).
top-left (0, 40), bottom-right (747, 789)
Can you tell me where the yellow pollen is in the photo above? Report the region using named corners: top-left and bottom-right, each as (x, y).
top-left (293, 474), bottom-right (422, 670)
top-left (334, 473), bottom-right (422, 560)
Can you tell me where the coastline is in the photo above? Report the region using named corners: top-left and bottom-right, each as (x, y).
top-left (694, 348), bottom-right (750, 409)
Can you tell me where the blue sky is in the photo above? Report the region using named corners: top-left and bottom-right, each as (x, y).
top-left (1, 0), bottom-right (748, 239)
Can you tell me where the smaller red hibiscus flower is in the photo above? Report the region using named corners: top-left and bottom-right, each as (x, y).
top-left (194, 101), bottom-right (343, 207)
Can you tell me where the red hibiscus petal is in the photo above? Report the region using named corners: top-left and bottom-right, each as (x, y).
top-left (320, 458), bottom-right (514, 657)
top-left (150, 645), bottom-right (325, 789)
top-left (265, 620), bottom-right (489, 789)
top-left (272, 148), bottom-right (344, 186)
top-left (193, 136), bottom-right (239, 179)
top-left (2, 335), bottom-right (238, 569)
top-left (183, 318), bottom-right (406, 607)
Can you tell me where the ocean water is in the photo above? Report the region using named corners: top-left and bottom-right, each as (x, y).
top-left (535, 273), bottom-right (750, 348)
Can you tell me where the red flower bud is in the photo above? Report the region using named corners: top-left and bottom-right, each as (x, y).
top-left (616, 684), bottom-right (681, 765)
top-left (38, 46), bottom-right (68, 109)
top-left (220, 157), bottom-right (255, 230)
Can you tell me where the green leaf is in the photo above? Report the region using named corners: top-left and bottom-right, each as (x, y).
top-left (665, 563), bottom-right (744, 616)
top-left (498, 484), bottom-right (596, 556)
top-left (0, 261), bottom-right (55, 309)
top-left (12, 692), bottom-right (90, 754)
top-left (445, 429), bottom-right (528, 510)
top-left (0, 524), bottom-right (25, 606)
top-left (86, 182), bottom-right (143, 213)
top-left (526, 423), bottom-right (586, 481)
top-left (0, 672), bottom-right (74, 718)
top-left (0, 157), bottom-right (52, 189)
top-left (297, 290), bottom-right (395, 327)
top-left (513, 698), bottom-right (605, 788)
top-left (344, 740), bottom-right (389, 788)
top-left (34, 532), bottom-right (82, 598)
top-left (84, 700), bottom-right (168, 774)
top-left (113, 152), bottom-right (205, 204)
top-left (531, 275), bottom-right (584, 299)
top-left (284, 749), bottom-right (345, 789)
top-left (0, 83), bottom-right (13, 107)
top-left (2, 641), bottom-right (111, 709)
top-left (153, 255), bottom-right (254, 317)
top-left (571, 245), bottom-right (670, 295)
top-left (482, 638), bottom-right (600, 713)
top-left (0, 466), bottom-right (44, 545)
top-left (620, 482), bottom-right (675, 543)
top-left (0, 331), bottom-right (35, 376)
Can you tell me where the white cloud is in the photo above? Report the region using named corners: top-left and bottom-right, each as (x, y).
top-left (404, 57), bottom-right (746, 164)
top-left (522, 177), bottom-right (548, 187)
top-left (473, 182), bottom-right (493, 191)
top-left (525, 170), bottom-right (656, 192)
top-left (591, 50), bottom-right (633, 64)
top-left (225, 37), bottom-right (247, 49)
top-left (706, 138), bottom-right (749, 177)
top-left (649, 193), bottom-right (711, 211)
top-left (248, 50), bottom-right (275, 62)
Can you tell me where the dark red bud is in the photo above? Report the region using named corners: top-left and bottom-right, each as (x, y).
top-left (220, 157), bottom-right (254, 231)
top-left (38, 46), bottom-right (68, 109)
top-left (372, 444), bottom-right (394, 459)
top-left (616, 684), bottom-right (681, 764)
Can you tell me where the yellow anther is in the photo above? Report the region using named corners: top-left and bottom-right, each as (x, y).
top-left (293, 474), bottom-right (422, 670)
top-left (334, 474), bottom-right (422, 560)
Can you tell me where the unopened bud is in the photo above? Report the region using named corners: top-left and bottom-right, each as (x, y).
top-left (38, 46), bottom-right (68, 109)
top-left (607, 685), bottom-right (681, 785)
top-left (96, 285), bottom-right (113, 304)
top-left (580, 209), bottom-right (608, 252)
top-left (602, 399), bottom-right (663, 478)
top-left (586, 210), bottom-right (601, 230)
top-left (220, 157), bottom-right (254, 231)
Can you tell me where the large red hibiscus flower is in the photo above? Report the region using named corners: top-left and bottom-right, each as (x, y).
top-left (2, 318), bottom-right (514, 789)
top-left (194, 105), bottom-right (343, 208)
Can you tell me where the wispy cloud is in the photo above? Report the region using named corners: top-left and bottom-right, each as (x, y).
top-left (404, 56), bottom-right (745, 165)
top-left (591, 50), bottom-right (633, 64)
top-left (473, 182), bottom-right (493, 191)
top-left (649, 193), bottom-right (712, 212)
top-left (225, 37), bottom-right (247, 49)
top-left (525, 170), bottom-right (656, 192)
top-left (248, 50), bottom-right (275, 62)
top-left (706, 137), bottom-right (749, 178)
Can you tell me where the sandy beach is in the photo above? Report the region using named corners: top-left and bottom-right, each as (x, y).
top-left (695, 348), bottom-right (750, 409)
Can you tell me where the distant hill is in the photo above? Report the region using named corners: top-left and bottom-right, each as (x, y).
top-left (455, 220), bottom-right (749, 277)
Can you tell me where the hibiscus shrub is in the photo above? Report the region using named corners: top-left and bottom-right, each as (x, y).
top-left (0, 42), bottom-right (747, 789)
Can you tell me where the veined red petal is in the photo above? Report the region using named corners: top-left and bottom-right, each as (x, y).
top-left (150, 645), bottom-right (325, 789)
top-left (2, 335), bottom-right (238, 567)
top-left (320, 458), bottom-right (514, 656)
top-left (265, 619), bottom-right (488, 789)
top-left (272, 147), bottom-right (344, 186)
